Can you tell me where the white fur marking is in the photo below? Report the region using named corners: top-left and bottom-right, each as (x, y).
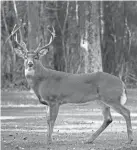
top-left (25, 68), bottom-right (35, 76)
top-left (120, 88), bottom-right (127, 105)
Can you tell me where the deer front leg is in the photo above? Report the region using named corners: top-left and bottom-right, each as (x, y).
top-left (33, 89), bottom-right (48, 105)
top-left (46, 103), bottom-right (59, 144)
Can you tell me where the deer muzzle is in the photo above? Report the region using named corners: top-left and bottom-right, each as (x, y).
top-left (28, 62), bottom-right (33, 68)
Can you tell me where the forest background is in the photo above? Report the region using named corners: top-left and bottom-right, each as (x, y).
top-left (1, 1), bottom-right (137, 90)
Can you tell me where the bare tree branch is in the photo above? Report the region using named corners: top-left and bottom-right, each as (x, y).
top-left (2, 4), bottom-right (17, 72)
top-left (5, 25), bottom-right (22, 43)
top-left (62, 1), bottom-right (69, 35)
top-left (2, 6), bottom-right (13, 50)
top-left (13, 0), bottom-right (23, 41)
top-left (127, 75), bottom-right (137, 82)
top-left (45, 6), bottom-right (60, 11)
top-left (55, 12), bottom-right (62, 34)
top-left (76, 0), bottom-right (79, 25)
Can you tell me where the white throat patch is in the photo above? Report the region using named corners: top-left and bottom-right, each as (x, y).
top-left (25, 68), bottom-right (35, 77)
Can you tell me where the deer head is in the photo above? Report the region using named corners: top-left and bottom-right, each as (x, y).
top-left (13, 26), bottom-right (55, 70)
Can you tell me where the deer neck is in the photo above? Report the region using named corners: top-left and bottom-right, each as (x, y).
top-left (35, 60), bottom-right (50, 78)
top-left (25, 60), bottom-right (50, 87)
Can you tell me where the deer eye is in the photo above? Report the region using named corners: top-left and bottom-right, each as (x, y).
top-left (34, 55), bottom-right (38, 59)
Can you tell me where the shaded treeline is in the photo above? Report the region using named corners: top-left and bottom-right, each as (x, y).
top-left (1, 1), bottom-right (137, 89)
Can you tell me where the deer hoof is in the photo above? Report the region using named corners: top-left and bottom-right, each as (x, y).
top-left (85, 138), bottom-right (94, 144)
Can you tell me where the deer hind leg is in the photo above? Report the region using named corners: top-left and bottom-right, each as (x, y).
top-left (87, 104), bottom-right (112, 143)
top-left (111, 103), bottom-right (133, 144)
top-left (46, 103), bottom-right (59, 144)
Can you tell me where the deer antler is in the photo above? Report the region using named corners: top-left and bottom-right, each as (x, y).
top-left (10, 24), bottom-right (28, 53)
top-left (35, 26), bottom-right (55, 53)
top-left (14, 33), bottom-right (28, 53)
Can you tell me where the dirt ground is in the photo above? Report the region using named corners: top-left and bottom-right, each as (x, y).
top-left (1, 89), bottom-right (137, 150)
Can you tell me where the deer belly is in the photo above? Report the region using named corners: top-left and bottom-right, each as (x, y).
top-left (62, 92), bottom-right (98, 104)
top-left (59, 83), bottom-right (98, 103)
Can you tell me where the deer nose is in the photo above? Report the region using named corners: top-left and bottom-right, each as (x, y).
top-left (28, 62), bottom-right (33, 67)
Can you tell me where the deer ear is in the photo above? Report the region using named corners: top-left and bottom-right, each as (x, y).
top-left (39, 49), bottom-right (49, 56)
top-left (14, 48), bottom-right (25, 58)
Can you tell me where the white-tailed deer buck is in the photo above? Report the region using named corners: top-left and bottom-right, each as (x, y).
top-left (13, 26), bottom-right (133, 145)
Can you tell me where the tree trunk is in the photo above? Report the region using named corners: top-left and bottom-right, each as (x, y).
top-left (80, 1), bottom-right (102, 73)
top-left (79, 2), bottom-right (88, 73)
top-left (88, 1), bottom-right (102, 72)
top-left (27, 1), bottom-right (40, 50)
top-left (53, 2), bottom-right (66, 71)
top-left (102, 1), bottom-right (130, 80)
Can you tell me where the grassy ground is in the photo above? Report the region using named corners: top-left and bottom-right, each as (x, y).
top-left (1, 89), bottom-right (137, 150)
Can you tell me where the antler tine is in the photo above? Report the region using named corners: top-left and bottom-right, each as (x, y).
top-left (10, 24), bottom-right (28, 53)
top-left (47, 25), bottom-right (56, 38)
top-left (35, 26), bottom-right (56, 53)
top-left (34, 39), bottom-right (42, 53)
top-left (20, 41), bottom-right (28, 53)
top-left (14, 33), bottom-right (28, 53)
